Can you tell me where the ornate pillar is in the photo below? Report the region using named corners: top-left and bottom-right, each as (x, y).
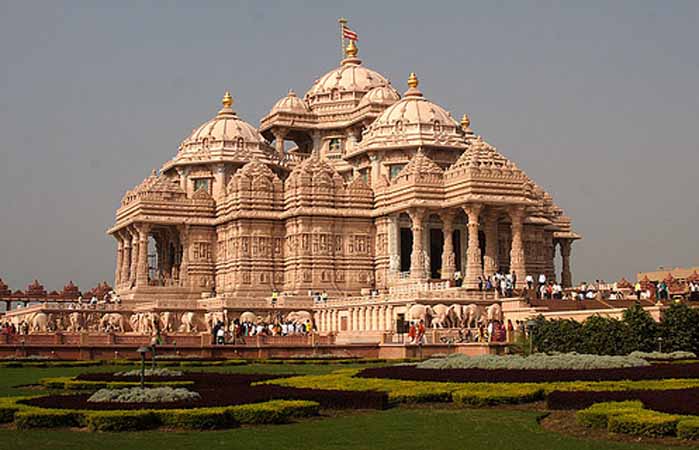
top-left (351, 308), bottom-right (357, 331)
top-left (179, 225), bottom-right (190, 287)
top-left (136, 224), bottom-right (150, 287)
top-left (371, 307), bottom-right (378, 331)
top-left (378, 305), bottom-right (386, 330)
top-left (408, 208), bottom-right (427, 280)
top-left (129, 229), bottom-right (139, 287)
top-left (386, 305), bottom-right (394, 331)
top-left (114, 235), bottom-right (124, 287)
top-left (369, 153), bottom-right (382, 187)
top-left (439, 211), bottom-right (456, 281)
top-left (272, 128), bottom-right (287, 159)
top-left (121, 232), bottom-right (131, 288)
top-left (508, 206), bottom-right (526, 289)
top-left (483, 208), bottom-right (499, 278)
top-left (388, 214), bottom-right (400, 273)
top-left (463, 204), bottom-right (483, 289)
top-left (560, 239), bottom-right (573, 288)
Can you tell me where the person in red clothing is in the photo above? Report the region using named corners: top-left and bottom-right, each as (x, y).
top-left (408, 322), bottom-right (417, 344)
top-left (416, 320), bottom-right (426, 345)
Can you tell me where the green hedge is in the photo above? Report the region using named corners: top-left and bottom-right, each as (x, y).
top-left (0, 396), bottom-right (319, 431)
top-left (575, 401), bottom-right (644, 429)
top-left (453, 385), bottom-right (545, 406)
top-left (677, 418), bottom-right (699, 440)
top-left (15, 410), bottom-right (85, 430)
top-left (576, 401), bottom-right (699, 440)
top-left (86, 410), bottom-right (160, 432)
top-left (229, 400), bottom-right (319, 424)
top-left (159, 408), bottom-right (237, 430)
top-left (607, 411), bottom-right (679, 437)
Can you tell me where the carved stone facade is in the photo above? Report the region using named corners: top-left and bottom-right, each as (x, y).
top-left (103, 41), bottom-right (580, 336)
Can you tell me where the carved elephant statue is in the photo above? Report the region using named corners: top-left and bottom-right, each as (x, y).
top-left (178, 312), bottom-right (198, 333)
top-left (486, 303), bottom-right (503, 322)
top-left (447, 304), bottom-right (465, 327)
top-left (430, 304), bottom-right (450, 328)
top-left (99, 313), bottom-right (126, 333)
top-left (239, 311), bottom-right (257, 323)
top-left (406, 304), bottom-right (434, 326)
top-left (159, 312), bottom-right (175, 333)
top-left (463, 304), bottom-right (486, 328)
top-left (29, 312), bottom-right (50, 333)
top-left (67, 312), bottom-right (84, 332)
top-left (285, 310), bottom-right (313, 325)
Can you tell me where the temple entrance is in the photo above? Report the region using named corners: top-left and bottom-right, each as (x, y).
top-left (479, 230), bottom-right (486, 268)
top-left (429, 228), bottom-right (443, 279)
top-left (399, 227), bottom-right (412, 272)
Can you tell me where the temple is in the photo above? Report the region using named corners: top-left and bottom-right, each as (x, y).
top-left (99, 40), bottom-right (579, 339)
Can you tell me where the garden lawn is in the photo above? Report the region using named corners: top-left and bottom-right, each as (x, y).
top-left (0, 407), bottom-right (686, 450)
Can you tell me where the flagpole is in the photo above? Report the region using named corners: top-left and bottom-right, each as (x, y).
top-left (338, 17), bottom-right (347, 59)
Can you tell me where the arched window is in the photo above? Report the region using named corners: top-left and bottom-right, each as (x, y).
top-left (433, 121), bottom-right (442, 133)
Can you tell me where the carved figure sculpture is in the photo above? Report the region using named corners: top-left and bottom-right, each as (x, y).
top-left (430, 304), bottom-right (450, 328)
top-left (159, 311), bottom-right (175, 332)
top-left (486, 303), bottom-right (503, 322)
top-left (99, 313), bottom-right (126, 333)
top-left (285, 310), bottom-right (313, 325)
top-left (205, 311), bottom-right (224, 332)
top-left (239, 311), bottom-right (257, 323)
top-left (406, 304), bottom-right (433, 325)
top-left (67, 312), bottom-right (84, 332)
top-left (463, 304), bottom-right (485, 328)
top-left (178, 312), bottom-right (198, 333)
top-left (446, 304), bottom-right (465, 327)
top-left (29, 312), bottom-right (50, 333)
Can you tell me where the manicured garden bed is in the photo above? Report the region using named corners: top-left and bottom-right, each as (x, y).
top-left (356, 362), bottom-right (699, 383)
top-left (23, 372), bottom-right (389, 411)
top-left (548, 387), bottom-right (699, 415)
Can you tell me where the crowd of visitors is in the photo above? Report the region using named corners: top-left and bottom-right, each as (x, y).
top-left (211, 318), bottom-right (315, 345)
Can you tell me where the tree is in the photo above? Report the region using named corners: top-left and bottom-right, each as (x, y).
top-left (622, 302), bottom-right (660, 352)
top-left (661, 303), bottom-right (699, 353)
top-left (577, 315), bottom-right (631, 355)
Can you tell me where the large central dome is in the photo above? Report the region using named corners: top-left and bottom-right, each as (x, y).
top-left (304, 41), bottom-right (397, 114)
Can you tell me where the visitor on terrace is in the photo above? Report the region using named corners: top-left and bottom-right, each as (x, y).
top-left (453, 271), bottom-right (462, 287)
top-left (538, 273), bottom-right (547, 296)
top-left (690, 281), bottom-right (699, 300)
top-left (525, 274), bottom-right (534, 291)
top-left (634, 281), bottom-right (643, 301)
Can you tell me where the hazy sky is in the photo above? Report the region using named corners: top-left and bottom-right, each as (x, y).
top-left (1, 1), bottom-right (697, 292)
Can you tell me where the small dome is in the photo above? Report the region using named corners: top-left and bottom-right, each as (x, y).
top-left (360, 73), bottom-right (466, 150)
top-left (167, 92), bottom-right (278, 169)
top-left (358, 85), bottom-right (401, 108)
top-left (304, 42), bottom-right (393, 113)
top-left (270, 90), bottom-right (311, 115)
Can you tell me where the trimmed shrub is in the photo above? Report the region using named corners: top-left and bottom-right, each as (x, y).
top-left (677, 418), bottom-right (699, 440)
top-left (87, 387), bottom-right (200, 404)
top-left (575, 401), bottom-right (644, 429)
top-left (629, 351), bottom-right (697, 361)
top-left (86, 410), bottom-right (160, 432)
top-left (453, 385), bottom-right (544, 406)
top-left (0, 407), bottom-right (19, 423)
top-left (15, 410), bottom-right (85, 429)
top-left (415, 353), bottom-right (649, 370)
top-left (608, 411), bottom-right (679, 437)
top-left (228, 400), bottom-right (319, 424)
top-left (160, 408), bottom-right (238, 430)
top-left (114, 368), bottom-right (183, 377)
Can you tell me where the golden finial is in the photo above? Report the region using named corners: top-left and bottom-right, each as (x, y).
top-left (407, 72), bottom-right (419, 89)
top-left (221, 91), bottom-right (233, 108)
top-left (461, 113), bottom-right (471, 129)
top-left (345, 40), bottom-right (358, 58)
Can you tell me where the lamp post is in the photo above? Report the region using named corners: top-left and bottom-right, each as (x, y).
top-left (657, 337), bottom-right (664, 353)
top-left (136, 346), bottom-right (149, 389)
